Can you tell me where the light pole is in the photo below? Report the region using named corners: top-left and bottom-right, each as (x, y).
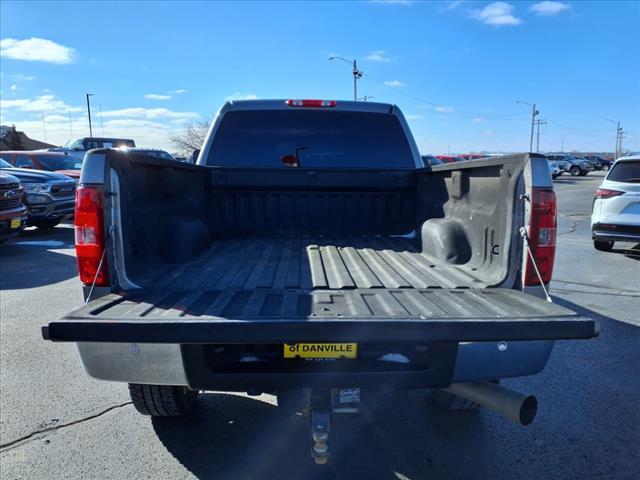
top-left (605, 119), bottom-right (621, 159)
top-left (86, 93), bottom-right (94, 138)
top-left (329, 56), bottom-right (363, 101)
top-left (516, 101), bottom-right (539, 152)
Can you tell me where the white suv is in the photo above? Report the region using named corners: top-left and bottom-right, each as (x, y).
top-left (591, 154), bottom-right (640, 251)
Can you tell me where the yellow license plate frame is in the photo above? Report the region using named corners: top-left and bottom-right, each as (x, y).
top-left (10, 218), bottom-right (21, 229)
top-left (284, 343), bottom-right (357, 359)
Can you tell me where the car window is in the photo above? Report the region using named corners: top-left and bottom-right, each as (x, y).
top-left (208, 110), bottom-right (415, 169)
top-left (36, 155), bottom-right (82, 170)
top-left (607, 161), bottom-right (640, 183)
top-left (15, 155), bottom-right (34, 168)
top-left (0, 158), bottom-right (13, 168)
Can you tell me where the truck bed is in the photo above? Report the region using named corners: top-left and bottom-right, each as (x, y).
top-left (46, 235), bottom-right (597, 344)
top-left (147, 235), bottom-right (481, 291)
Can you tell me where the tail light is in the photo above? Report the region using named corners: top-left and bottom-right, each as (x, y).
top-left (524, 187), bottom-right (557, 286)
top-left (74, 185), bottom-right (109, 286)
top-left (286, 99), bottom-right (337, 108)
top-left (595, 188), bottom-right (624, 199)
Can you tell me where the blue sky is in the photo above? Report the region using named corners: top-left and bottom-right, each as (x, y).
top-left (1, 0), bottom-right (638, 154)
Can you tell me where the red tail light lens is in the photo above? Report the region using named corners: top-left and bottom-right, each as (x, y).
top-left (286, 99), bottom-right (337, 108)
top-left (74, 186), bottom-right (109, 286)
top-left (595, 188), bottom-right (624, 199)
top-left (524, 187), bottom-right (557, 286)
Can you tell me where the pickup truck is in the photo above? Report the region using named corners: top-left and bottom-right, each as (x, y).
top-left (43, 99), bottom-right (598, 463)
top-left (0, 171), bottom-right (27, 242)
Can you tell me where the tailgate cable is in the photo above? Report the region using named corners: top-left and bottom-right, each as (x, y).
top-left (519, 226), bottom-right (552, 303)
top-left (85, 225), bottom-right (115, 304)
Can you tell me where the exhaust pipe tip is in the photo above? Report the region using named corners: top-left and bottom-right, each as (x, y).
top-left (519, 395), bottom-right (538, 426)
top-left (443, 382), bottom-right (538, 426)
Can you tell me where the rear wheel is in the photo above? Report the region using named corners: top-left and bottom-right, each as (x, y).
top-left (594, 240), bottom-right (614, 252)
top-left (570, 166), bottom-right (581, 176)
top-left (33, 219), bottom-right (61, 230)
top-left (602, 164), bottom-right (610, 171)
top-left (128, 384), bottom-right (199, 416)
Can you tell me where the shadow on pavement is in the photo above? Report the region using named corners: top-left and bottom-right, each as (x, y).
top-left (152, 391), bottom-right (495, 480)
top-left (0, 225), bottom-right (77, 290)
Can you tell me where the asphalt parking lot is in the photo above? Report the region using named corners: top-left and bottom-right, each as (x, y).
top-left (1, 171), bottom-right (638, 480)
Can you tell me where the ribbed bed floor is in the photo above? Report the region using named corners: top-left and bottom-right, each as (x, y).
top-left (149, 235), bottom-right (482, 291)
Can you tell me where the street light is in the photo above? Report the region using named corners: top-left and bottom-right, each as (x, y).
top-left (516, 100), bottom-right (539, 152)
top-left (86, 93), bottom-right (94, 138)
top-left (329, 56), bottom-right (363, 101)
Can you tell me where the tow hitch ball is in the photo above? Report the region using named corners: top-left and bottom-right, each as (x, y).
top-left (309, 388), bottom-right (360, 464)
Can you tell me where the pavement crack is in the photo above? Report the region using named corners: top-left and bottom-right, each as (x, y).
top-left (0, 402), bottom-right (132, 452)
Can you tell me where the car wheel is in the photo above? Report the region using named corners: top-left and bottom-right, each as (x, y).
top-left (594, 240), bottom-right (614, 252)
top-left (552, 175), bottom-right (558, 180)
top-left (33, 219), bottom-right (61, 230)
top-left (602, 165), bottom-right (610, 171)
top-left (570, 166), bottom-right (581, 176)
top-left (128, 384), bottom-right (199, 416)
top-left (579, 171), bottom-right (587, 176)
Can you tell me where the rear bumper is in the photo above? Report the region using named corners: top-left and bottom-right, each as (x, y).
top-left (75, 339), bottom-right (556, 390)
top-left (592, 224), bottom-right (640, 243)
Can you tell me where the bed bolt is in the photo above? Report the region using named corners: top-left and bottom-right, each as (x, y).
top-left (498, 341), bottom-right (508, 352)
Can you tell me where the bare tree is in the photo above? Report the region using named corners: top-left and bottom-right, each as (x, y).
top-left (170, 118), bottom-right (211, 156)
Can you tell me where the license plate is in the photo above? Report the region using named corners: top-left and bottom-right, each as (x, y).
top-left (284, 343), bottom-right (357, 359)
top-left (10, 218), bottom-right (21, 229)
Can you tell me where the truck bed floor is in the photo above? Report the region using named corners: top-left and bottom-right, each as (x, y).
top-left (149, 234), bottom-right (481, 292)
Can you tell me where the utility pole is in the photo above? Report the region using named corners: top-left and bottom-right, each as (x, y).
top-left (618, 128), bottom-right (627, 157)
top-left (86, 93), bottom-right (94, 138)
top-left (561, 136), bottom-right (564, 153)
top-left (516, 101), bottom-right (539, 152)
top-left (606, 119), bottom-right (621, 159)
top-left (535, 119), bottom-right (547, 153)
top-left (329, 56), bottom-right (363, 100)
top-left (68, 111), bottom-right (73, 136)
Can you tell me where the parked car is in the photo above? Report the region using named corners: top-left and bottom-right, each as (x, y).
top-left (0, 171), bottom-right (28, 243)
top-left (435, 155), bottom-right (465, 163)
top-left (548, 161), bottom-right (561, 180)
top-left (459, 154), bottom-right (488, 161)
top-left (43, 100), bottom-right (597, 463)
top-left (48, 137), bottom-right (136, 161)
top-left (115, 147), bottom-right (176, 161)
top-left (0, 151), bottom-right (82, 181)
top-left (421, 155), bottom-right (443, 166)
top-left (583, 155), bottom-right (613, 171)
top-left (591, 154), bottom-right (640, 251)
top-left (0, 159), bottom-right (76, 229)
top-left (546, 154), bottom-right (593, 176)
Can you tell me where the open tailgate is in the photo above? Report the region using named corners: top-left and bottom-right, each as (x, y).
top-left (42, 288), bottom-right (597, 343)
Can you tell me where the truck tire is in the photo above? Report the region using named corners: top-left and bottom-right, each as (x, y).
top-left (33, 219), bottom-right (61, 230)
top-left (429, 380), bottom-right (500, 411)
top-left (128, 384), bottom-right (199, 416)
top-left (570, 166), bottom-right (581, 176)
top-left (594, 240), bottom-right (614, 252)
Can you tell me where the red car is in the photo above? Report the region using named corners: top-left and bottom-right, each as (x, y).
top-left (459, 153), bottom-right (488, 161)
top-left (0, 151), bottom-right (82, 181)
top-left (435, 155), bottom-right (465, 163)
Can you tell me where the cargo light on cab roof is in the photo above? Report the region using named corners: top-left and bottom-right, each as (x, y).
top-left (286, 99), bottom-right (337, 108)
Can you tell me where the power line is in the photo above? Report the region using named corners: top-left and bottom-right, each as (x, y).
top-left (361, 71), bottom-right (529, 119)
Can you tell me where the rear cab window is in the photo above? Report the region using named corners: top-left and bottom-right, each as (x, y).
top-left (207, 109), bottom-right (415, 169)
top-left (607, 161), bottom-right (640, 183)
